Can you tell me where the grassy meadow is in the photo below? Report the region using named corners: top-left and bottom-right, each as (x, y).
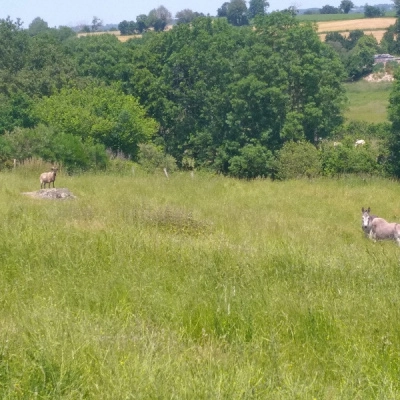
top-left (2, 166), bottom-right (400, 398)
top-left (345, 80), bottom-right (392, 123)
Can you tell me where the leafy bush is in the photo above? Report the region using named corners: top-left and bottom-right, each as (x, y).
top-left (340, 120), bottom-right (391, 140)
top-left (275, 141), bottom-right (322, 180)
top-left (385, 60), bottom-right (399, 75)
top-left (0, 135), bottom-right (14, 170)
top-left (138, 143), bottom-right (177, 173)
top-left (373, 62), bottom-right (385, 73)
top-left (3, 125), bottom-right (108, 173)
top-left (320, 138), bottom-right (383, 176)
top-left (228, 144), bottom-right (273, 179)
top-left (364, 5), bottom-right (385, 17)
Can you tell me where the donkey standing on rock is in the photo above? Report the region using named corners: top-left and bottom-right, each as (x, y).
top-left (40, 167), bottom-right (58, 189)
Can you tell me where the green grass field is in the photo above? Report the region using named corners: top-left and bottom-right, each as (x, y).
top-left (345, 80), bottom-right (392, 123)
top-left (2, 167), bottom-right (400, 398)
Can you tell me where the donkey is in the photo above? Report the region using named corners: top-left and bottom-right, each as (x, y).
top-left (361, 207), bottom-right (378, 236)
top-left (362, 207), bottom-right (400, 246)
top-left (369, 218), bottom-right (400, 246)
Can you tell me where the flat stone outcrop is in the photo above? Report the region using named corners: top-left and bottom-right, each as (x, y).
top-left (22, 188), bottom-right (76, 200)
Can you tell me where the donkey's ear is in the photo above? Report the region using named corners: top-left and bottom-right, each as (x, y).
top-left (368, 207), bottom-right (370, 213)
top-left (362, 207), bottom-right (365, 212)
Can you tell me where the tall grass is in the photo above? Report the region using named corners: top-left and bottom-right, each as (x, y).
top-left (2, 168), bottom-right (400, 398)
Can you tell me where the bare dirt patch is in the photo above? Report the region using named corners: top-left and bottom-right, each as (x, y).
top-left (364, 72), bottom-right (394, 82)
top-left (22, 188), bottom-right (77, 200)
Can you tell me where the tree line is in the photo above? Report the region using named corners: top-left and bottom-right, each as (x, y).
top-left (1, 11), bottom-right (400, 178)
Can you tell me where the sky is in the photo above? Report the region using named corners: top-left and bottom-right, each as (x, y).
top-left (1, 0), bottom-right (393, 28)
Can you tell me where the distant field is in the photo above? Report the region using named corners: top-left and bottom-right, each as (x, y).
top-left (298, 12), bottom-right (395, 21)
top-left (317, 17), bottom-right (396, 33)
top-left (345, 80), bottom-right (392, 123)
top-left (317, 17), bottom-right (395, 42)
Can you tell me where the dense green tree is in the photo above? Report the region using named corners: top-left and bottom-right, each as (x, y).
top-left (0, 91), bottom-right (36, 132)
top-left (0, 17), bottom-right (28, 77)
top-left (346, 35), bottom-right (377, 80)
top-left (247, 0), bottom-right (269, 19)
top-left (0, 17), bottom-right (77, 100)
top-left (320, 5), bottom-right (341, 14)
top-left (136, 14), bottom-right (149, 32)
top-left (325, 29), bottom-right (376, 80)
top-left (364, 4), bottom-right (385, 17)
top-left (52, 26), bottom-right (76, 41)
top-left (346, 29), bottom-right (365, 49)
top-left (32, 84), bottom-right (158, 157)
top-left (381, 21), bottom-right (400, 54)
top-left (125, 14), bottom-right (345, 174)
top-left (217, 2), bottom-right (229, 17)
top-left (227, 0), bottom-right (249, 26)
top-left (325, 31), bottom-right (347, 47)
top-left (148, 6), bottom-right (172, 31)
top-left (176, 9), bottom-right (204, 24)
top-left (64, 34), bottom-right (127, 84)
top-left (118, 20), bottom-right (138, 35)
top-left (340, 0), bottom-right (354, 13)
top-left (28, 17), bottom-right (49, 35)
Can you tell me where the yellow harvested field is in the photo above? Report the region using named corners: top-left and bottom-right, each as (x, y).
top-left (317, 17), bottom-right (395, 32)
top-left (118, 35), bottom-right (141, 42)
top-left (319, 29), bottom-right (388, 42)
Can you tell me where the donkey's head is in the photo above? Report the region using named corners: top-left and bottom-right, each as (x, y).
top-left (361, 207), bottom-right (372, 231)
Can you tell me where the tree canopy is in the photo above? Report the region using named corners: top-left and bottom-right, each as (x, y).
top-left (0, 13), bottom-right (351, 177)
top-left (33, 84), bottom-right (158, 157)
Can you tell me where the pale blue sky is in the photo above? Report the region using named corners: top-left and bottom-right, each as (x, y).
top-left (1, 0), bottom-right (392, 28)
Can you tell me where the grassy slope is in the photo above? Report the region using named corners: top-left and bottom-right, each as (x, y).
top-left (2, 169), bottom-right (400, 398)
top-left (345, 80), bottom-right (392, 123)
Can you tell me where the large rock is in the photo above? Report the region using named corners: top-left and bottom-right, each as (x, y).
top-left (22, 188), bottom-right (76, 200)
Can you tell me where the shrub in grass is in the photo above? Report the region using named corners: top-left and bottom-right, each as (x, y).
top-left (138, 143), bottom-right (177, 174)
top-left (320, 137), bottom-right (383, 176)
top-left (373, 62), bottom-right (385, 74)
top-left (386, 60), bottom-right (399, 75)
top-left (228, 144), bottom-right (274, 179)
top-left (4, 124), bottom-right (108, 173)
top-left (274, 141), bottom-right (322, 180)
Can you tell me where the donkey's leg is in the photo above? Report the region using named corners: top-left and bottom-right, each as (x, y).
top-left (369, 229), bottom-right (376, 242)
